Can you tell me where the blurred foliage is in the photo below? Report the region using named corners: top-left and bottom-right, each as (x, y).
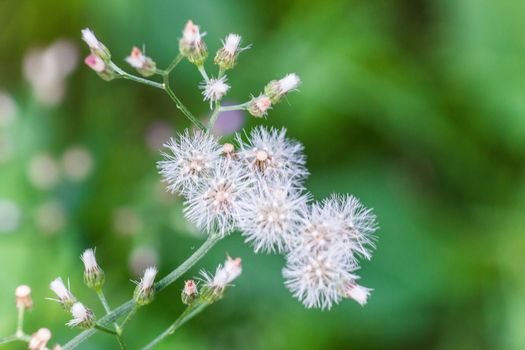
top-left (1, 0), bottom-right (525, 349)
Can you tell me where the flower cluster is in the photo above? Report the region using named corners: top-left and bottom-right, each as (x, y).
top-left (159, 126), bottom-right (378, 309)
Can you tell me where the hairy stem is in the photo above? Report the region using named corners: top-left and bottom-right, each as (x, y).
top-left (0, 335), bottom-right (17, 345)
top-left (166, 54), bottom-right (184, 74)
top-left (15, 307), bottom-right (24, 338)
top-left (162, 73), bottom-right (206, 130)
top-left (140, 302), bottom-right (209, 350)
top-left (197, 65), bottom-right (209, 82)
top-left (94, 324), bottom-right (118, 336)
top-left (62, 235), bottom-right (221, 350)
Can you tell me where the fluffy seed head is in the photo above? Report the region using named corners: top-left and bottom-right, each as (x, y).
top-left (344, 283), bottom-right (372, 306)
top-left (15, 285), bottom-right (33, 309)
top-left (158, 130), bottom-right (221, 196)
top-left (201, 76), bottom-right (230, 108)
top-left (237, 126), bottom-right (308, 182)
top-left (238, 180), bottom-right (309, 253)
top-left (183, 159), bottom-right (253, 237)
top-left (29, 328), bottom-right (52, 350)
top-left (67, 302), bottom-right (95, 329)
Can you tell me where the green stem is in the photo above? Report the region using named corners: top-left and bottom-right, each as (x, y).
top-left (15, 306), bottom-right (24, 337)
top-left (0, 335), bottom-right (17, 345)
top-left (162, 73), bottom-right (206, 130)
top-left (94, 324), bottom-right (119, 336)
top-left (207, 103), bottom-right (222, 133)
top-left (219, 102), bottom-right (249, 112)
top-left (166, 54), bottom-right (184, 74)
top-left (62, 234), bottom-right (221, 350)
top-left (197, 65), bottom-right (209, 82)
top-left (119, 305), bottom-right (138, 330)
top-left (97, 290), bottom-right (127, 349)
top-left (140, 302), bottom-right (209, 350)
top-left (110, 62), bottom-right (164, 89)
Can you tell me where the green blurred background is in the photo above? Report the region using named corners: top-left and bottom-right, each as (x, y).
top-left (1, 0), bottom-right (525, 349)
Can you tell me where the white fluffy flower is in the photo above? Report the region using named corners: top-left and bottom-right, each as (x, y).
top-left (343, 283), bottom-right (372, 306)
top-left (138, 266), bottom-right (157, 292)
top-left (201, 76), bottom-right (230, 108)
top-left (49, 277), bottom-right (76, 306)
top-left (237, 126), bottom-right (308, 182)
top-left (201, 256), bottom-right (242, 290)
top-left (223, 34), bottom-right (242, 55)
top-left (183, 159), bottom-right (252, 237)
top-left (158, 130), bottom-right (221, 196)
top-left (67, 302), bottom-right (94, 328)
top-left (238, 180), bottom-right (309, 253)
top-left (283, 248), bottom-right (357, 310)
top-left (323, 194), bottom-right (378, 260)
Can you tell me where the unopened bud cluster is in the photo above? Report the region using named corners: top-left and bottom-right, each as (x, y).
top-left (179, 20), bottom-right (208, 66)
top-left (81, 28), bottom-right (116, 81)
top-left (126, 47), bottom-right (156, 77)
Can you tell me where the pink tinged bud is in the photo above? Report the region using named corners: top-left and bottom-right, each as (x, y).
top-left (126, 47), bottom-right (146, 68)
top-left (179, 20), bottom-right (207, 65)
top-left (29, 328), bottom-right (52, 350)
top-left (84, 54), bottom-right (105, 73)
top-left (248, 95), bottom-right (272, 118)
top-left (183, 20), bottom-right (201, 43)
top-left (182, 279), bottom-right (199, 305)
top-left (344, 283), bottom-right (372, 306)
top-left (15, 285), bottom-right (33, 309)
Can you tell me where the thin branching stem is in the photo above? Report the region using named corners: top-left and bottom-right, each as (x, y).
top-left (162, 74), bottom-right (206, 130)
top-left (219, 103), bottom-right (249, 112)
top-left (197, 65), bottom-right (209, 82)
top-left (207, 103), bottom-right (222, 133)
top-left (110, 62), bottom-right (164, 89)
top-left (62, 234), bottom-right (221, 350)
top-left (97, 289), bottom-right (127, 349)
top-left (140, 302), bottom-right (209, 350)
top-left (15, 306), bottom-right (24, 337)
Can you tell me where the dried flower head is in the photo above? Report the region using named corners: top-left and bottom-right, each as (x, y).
top-left (81, 248), bottom-right (105, 289)
top-left (237, 126), bottom-right (308, 182)
top-left (201, 76), bottom-right (230, 108)
top-left (183, 159), bottom-right (253, 237)
top-left (179, 20), bottom-right (207, 65)
top-left (134, 266), bottom-right (157, 305)
top-left (29, 328), bottom-right (52, 350)
top-left (125, 47), bottom-right (156, 77)
top-left (15, 284), bottom-right (33, 309)
top-left (158, 130), bottom-right (221, 196)
top-left (67, 302), bottom-right (95, 329)
top-left (238, 181), bottom-right (308, 253)
top-left (50, 277), bottom-right (76, 310)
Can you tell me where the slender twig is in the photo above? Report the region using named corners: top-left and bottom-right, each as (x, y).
top-left (97, 289), bottom-right (127, 349)
top-left (110, 62), bottom-right (164, 89)
top-left (0, 335), bottom-right (17, 345)
top-left (119, 305), bottom-right (138, 330)
top-left (197, 65), bottom-right (209, 82)
top-left (219, 103), bottom-right (249, 112)
top-left (62, 234), bottom-right (221, 350)
top-left (15, 306), bottom-right (24, 338)
top-left (166, 54), bottom-right (184, 74)
top-left (94, 324), bottom-right (119, 336)
top-left (140, 302), bottom-right (209, 350)
top-left (162, 73), bottom-right (206, 130)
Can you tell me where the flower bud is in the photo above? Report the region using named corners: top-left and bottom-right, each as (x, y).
top-left (264, 73), bottom-right (301, 104)
top-left (181, 279), bottom-right (198, 305)
top-left (200, 256), bottom-right (242, 300)
top-left (125, 47), bottom-right (156, 77)
top-left (67, 302), bottom-right (95, 329)
top-left (81, 28), bottom-right (111, 62)
top-left (15, 285), bottom-right (33, 309)
top-left (343, 283), bottom-right (372, 306)
top-left (84, 54), bottom-right (117, 81)
top-left (81, 249), bottom-right (105, 290)
top-left (50, 277), bottom-right (76, 310)
top-left (248, 95), bottom-right (272, 118)
top-left (133, 266), bottom-right (157, 305)
top-left (28, 328), bottom-right (52, 350)
top-left (214, 34), bottom-right (248, 71)
top-left (179, 20), bottom-right (208, 66)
